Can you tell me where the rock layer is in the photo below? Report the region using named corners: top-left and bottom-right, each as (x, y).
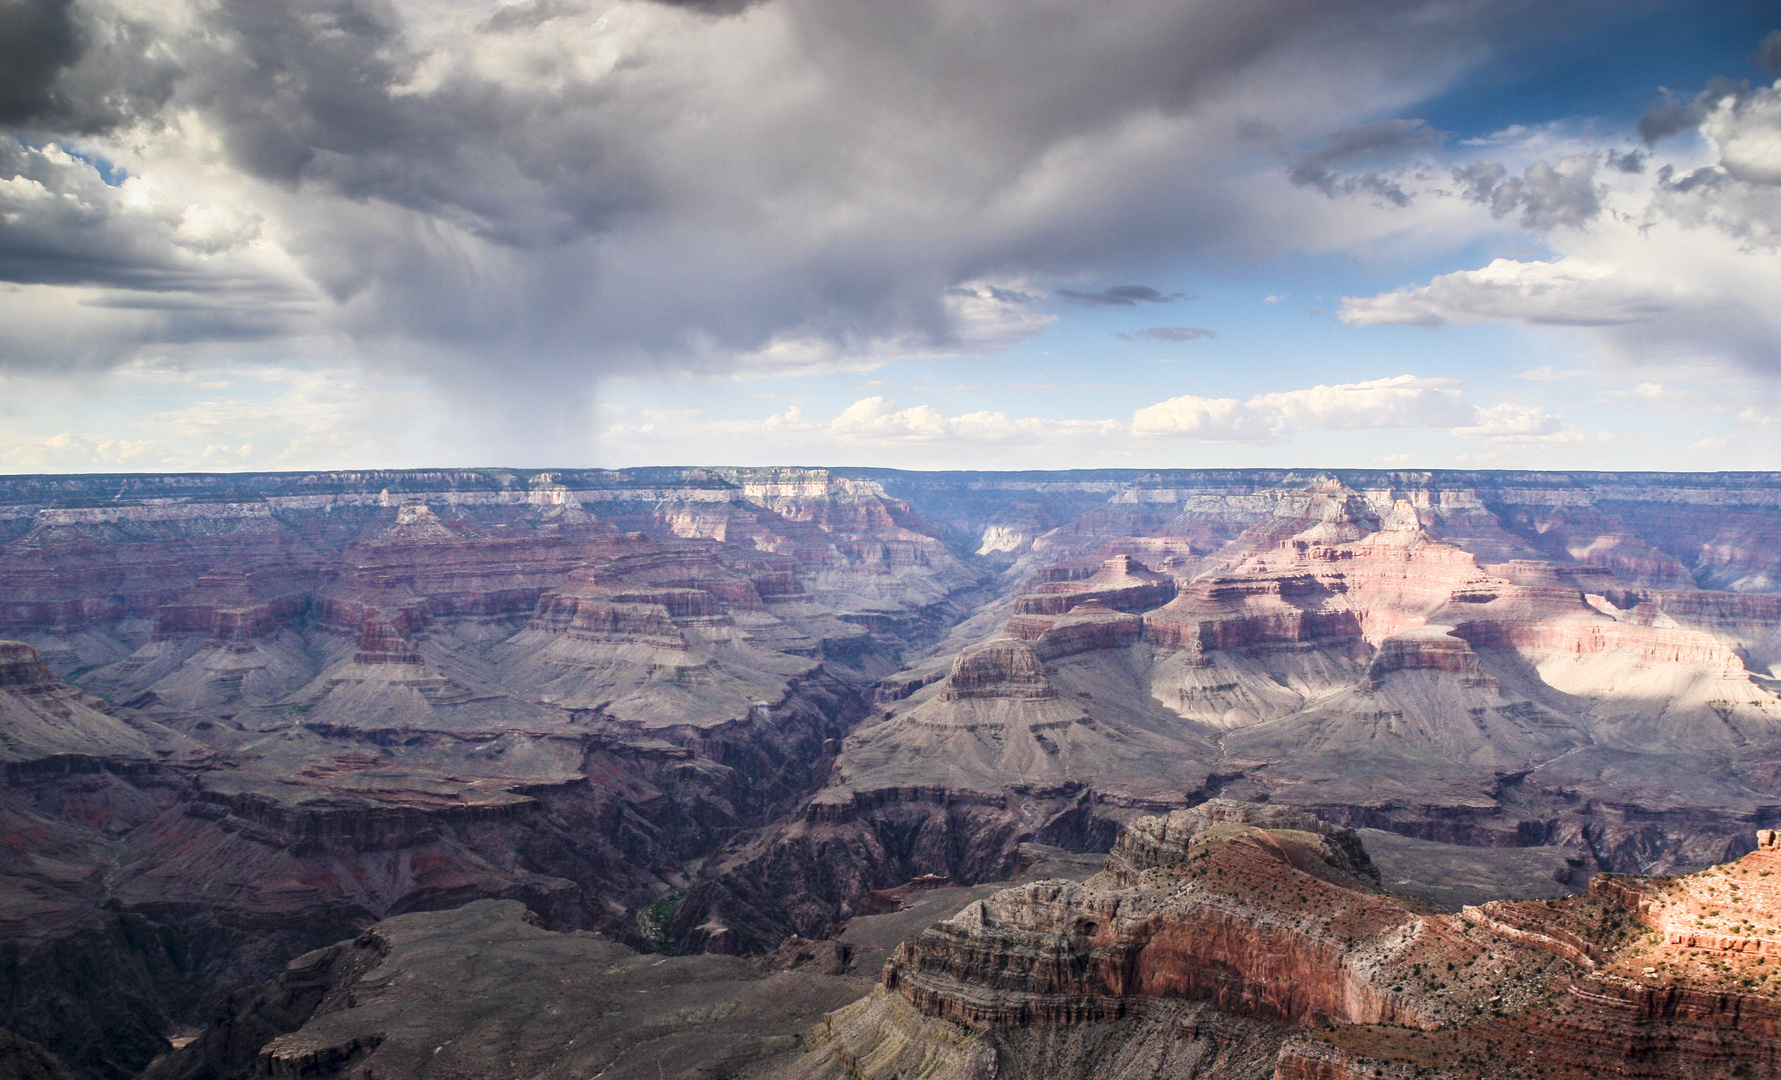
top-left (11, 468), bottom-right (1781, 1075)
top-left (788, 805), bottom-right (1781, 1079)
top-left (687, 470), bottom-right (1781, 957)
top-left (0, 470), bottom-right (985, 1078)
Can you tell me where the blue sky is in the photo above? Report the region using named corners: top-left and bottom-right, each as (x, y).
top-left (1, 0), bottom-right (1778, 472)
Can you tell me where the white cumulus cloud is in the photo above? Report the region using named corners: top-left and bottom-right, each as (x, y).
top-left (1450, 403), bottom-right (1573, 442)
top-left (1337, 78), bottom-right (1781, 375)
top-left (709, 396), bottom-right (1126, 447)
top-left (1130, 395), bottom-right (1282, 441)
top-left (1134, 374), bottom-right (1473, 441)
top-left (1253, 374), bottom-right (1471, 428)
top-left (1337, 258), bottom-right (1682, 328)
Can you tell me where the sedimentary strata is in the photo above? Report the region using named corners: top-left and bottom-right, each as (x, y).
top-left (790, 803), bottom-right (1781, 1079)
top-left (0, 470), bottom-right (981, 1077)
top-left (8, 468), bottom-right (1781, 1075)
top-left (689, 472), bottom-right (1781, 953)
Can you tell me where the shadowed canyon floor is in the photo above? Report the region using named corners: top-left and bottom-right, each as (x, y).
top-left (5, 467), bottom-right (1781, 1077)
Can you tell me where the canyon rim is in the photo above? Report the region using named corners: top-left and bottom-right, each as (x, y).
top-left (1, 467), bottom-right (1780, 1077)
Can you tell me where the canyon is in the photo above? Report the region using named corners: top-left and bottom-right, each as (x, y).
top-left (3, 466), bottom-right (1781, 1078)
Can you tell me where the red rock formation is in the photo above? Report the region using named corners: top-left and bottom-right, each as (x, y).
top-left (883, 804), bottom-right (1511, 1033)
top-left (1005, 598), bottom-right (1143, 657)
top-left (834, 808), bottom-right (1781, 1080)
top-left (940, 643), bottom-right (1054, 700)
top-left (1589, 835), bottom-right (1781, 958)
top-left (1014, 554), bottom-right (1176, 616)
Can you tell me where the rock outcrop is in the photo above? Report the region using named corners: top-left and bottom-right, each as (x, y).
top-left (939, 643), bottom-right (1054, 700)
top-left (787, 807), bottom-right (1781, 1079)
top-left (1012, 554), bottom-right (1176, 617)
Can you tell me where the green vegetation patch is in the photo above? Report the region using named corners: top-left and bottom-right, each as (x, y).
top-left (637, 888), bottom-right (688, 955)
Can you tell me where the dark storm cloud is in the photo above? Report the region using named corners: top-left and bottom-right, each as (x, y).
top-left (1057, 285), bottom-right (1187, 307)
top-left (0, 0), bottom-right (1571, 422)
top-left (0, 0), bottom-right (178, 134)
top-left (1638, 78), bottom-right (1748, 145)
top-left (1289, 118), bottom-right (1445, 206)
top-left (1640, 95), bottom-right (1711, 144)
top-left (0, 0), bottom-right (81, 125)
top-left (189, 0), bottom-right (602, 245)
top-left (1115, 326), bottom-right (1216, 342)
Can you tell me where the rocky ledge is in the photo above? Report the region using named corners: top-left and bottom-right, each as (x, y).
top-left (790, 802), bottom-right (1781, 1079)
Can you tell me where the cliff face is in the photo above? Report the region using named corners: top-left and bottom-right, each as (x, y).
top-left (11, 468), bottom-right (1781, 1076)
top-left (881, 803), bottom-right (1535, 1036)
top-left (679, 470), bottom-right (1781, 959)
top-left (786, 806), bottom-right (1781, 1080)
top-left (0, 470), bottom-right (986, 1078)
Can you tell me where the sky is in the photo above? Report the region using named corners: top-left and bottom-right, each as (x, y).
top-left (1, 0), bottom-right (1779, 473)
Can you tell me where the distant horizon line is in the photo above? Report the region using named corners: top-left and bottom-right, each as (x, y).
top-left (6, 465), bottom-right (1781, 483)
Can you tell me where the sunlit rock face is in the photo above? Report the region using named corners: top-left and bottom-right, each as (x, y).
top-left (682, 468), bottom-right (1781, 961)
top-left (9, 467), bottom-right (1781, 1078)
top-left (787, 807), bottom-right (1781, 1079)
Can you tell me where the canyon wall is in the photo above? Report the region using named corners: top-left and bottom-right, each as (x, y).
top-left (680, 471), bottom-right (1781, 954)
top-left (7, 468), bottom-right (1781, 1076)
top-left (0, 469), bottom-right (982, 1077)
top-left (785, 805), bottom-right (1781, 1079)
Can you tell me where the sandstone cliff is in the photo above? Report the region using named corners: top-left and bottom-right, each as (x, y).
top-left (786, 805), bottom-right (1781, 1079)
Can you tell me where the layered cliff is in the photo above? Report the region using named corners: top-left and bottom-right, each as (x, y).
top-left (0, 470), bottom-right (990, 1079)
top-left (681, 471), bottom-right (1781, 959)
top-left (11, 468), bottom-right (1781, 1076)
top-left (788, 805), bottom-right (1781, 1080)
